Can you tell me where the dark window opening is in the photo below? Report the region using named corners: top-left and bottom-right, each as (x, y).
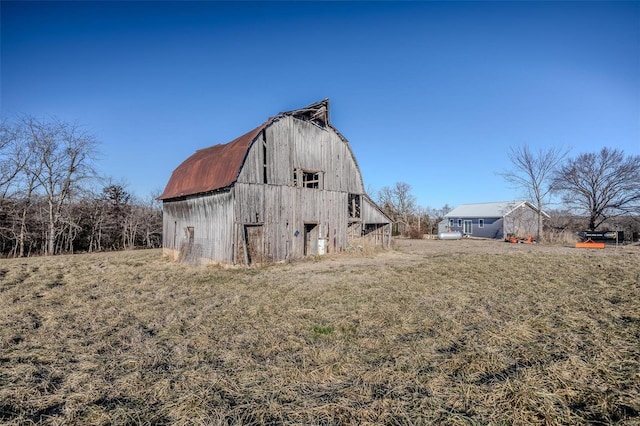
top-left (262, 135), bottom-right (268, 184)
top-left (348, 193), bottom-right (361, 218)
top-left (293, 168), bottom-right (322, 189)
top-left (303, 171), bottom-right (319, 188)
top-left (363, 223), bottom-right (384, 236)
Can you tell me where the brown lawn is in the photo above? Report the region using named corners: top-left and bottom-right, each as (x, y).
top-left (1, 239), bottom-right (639, 425)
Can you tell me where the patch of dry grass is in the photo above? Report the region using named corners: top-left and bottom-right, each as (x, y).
top-left (1, 241), bottom-right (639, 425)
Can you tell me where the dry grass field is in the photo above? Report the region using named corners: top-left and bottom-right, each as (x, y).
top-left (1, 239), bottom-right (639, 425)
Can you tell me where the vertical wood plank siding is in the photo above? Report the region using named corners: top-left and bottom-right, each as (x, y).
top-left (362, 197), bottom-right (392, 224)
top-left (234, 183), bottom-right (351, 261)
top-left (239, 116), bottom-right (364, 193)
top-left (162, 192), bottom-right (234, 263)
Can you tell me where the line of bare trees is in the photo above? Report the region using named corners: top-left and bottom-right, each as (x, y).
top-left (501, 145), bottom-right (640, 241)
top-left (1, 116), bottom-right (162, 257)
top-left (377, 181), bottom-right (452, 237)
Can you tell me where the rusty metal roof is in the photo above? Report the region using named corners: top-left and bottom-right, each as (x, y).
top-left (158, 122), bottom-right (268, 200)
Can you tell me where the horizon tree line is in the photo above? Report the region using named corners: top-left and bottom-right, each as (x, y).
top-left (1, 115), bottom-right (162, 257)
top-left (3, 115), bottom-right (638, 256)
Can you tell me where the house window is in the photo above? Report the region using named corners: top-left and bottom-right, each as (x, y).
top-left (449, 219), bottom-right (454, 228)
top-left (479, 219), bottom-right (484, 228)
top-left (457, 219), bottom-right (463, 227)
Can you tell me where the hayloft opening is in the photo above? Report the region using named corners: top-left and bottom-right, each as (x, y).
top-left (303, 172), bottom-right (319, 188)
top-left (293, 169), bottom-right (323, 189)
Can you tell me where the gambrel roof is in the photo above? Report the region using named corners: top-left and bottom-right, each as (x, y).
top-left (158, 99), bottom-right (363, 201)
top-left (158, 123), bottom-right (266, 200)
top-left (445, 201), bottom-right (549, 218)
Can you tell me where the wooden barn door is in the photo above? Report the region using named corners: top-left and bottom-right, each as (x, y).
top-left (242, 224), bottom-right (264, 264)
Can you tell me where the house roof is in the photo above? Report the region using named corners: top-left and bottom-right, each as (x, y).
top-left (444, 201), bottom-right (548, 218)
top-left (159, 99), bottom-right (351, 201)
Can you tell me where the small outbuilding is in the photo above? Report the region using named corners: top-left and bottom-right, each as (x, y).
top-left (438, 201), bottom-right (548, 240)
top-left (158, 100), bottom-right (392, 264)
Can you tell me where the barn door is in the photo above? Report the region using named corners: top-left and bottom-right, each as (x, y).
top-left (243, 225), bottom-right (264, 264)
top-left (304, 223), bottom-right (318, 256)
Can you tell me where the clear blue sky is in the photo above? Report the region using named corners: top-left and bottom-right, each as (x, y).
top-left (2, 1), bottom-right (639, 209)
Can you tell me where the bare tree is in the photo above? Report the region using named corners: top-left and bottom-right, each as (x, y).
top-left (552, 147), bottom-right (640, 231)
top-left (16, 160), bottom-right (42, 257)
top-left (0, 118), bottom-right (32, 198)
top-left (2, 118), bottom-right (42, 256)
top-left (2, 116), bottom-right (165, 256)
top-left (499, 144), bottom-right (569, 242)
top-left (424, 204), bottom-right (453, 234)
top-left (378, 182), bottom-right (417, 234)
top-left (27, 117), bottom-right (99, 255)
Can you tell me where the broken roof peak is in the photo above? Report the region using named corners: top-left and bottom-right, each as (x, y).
top-left (281, 99), bottom-right (330, 127)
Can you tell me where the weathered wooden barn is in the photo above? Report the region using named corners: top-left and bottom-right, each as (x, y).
top-left (158, 100), bottom-right (392, 264)
top-left (437, 201), bottom-right (548, 240)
